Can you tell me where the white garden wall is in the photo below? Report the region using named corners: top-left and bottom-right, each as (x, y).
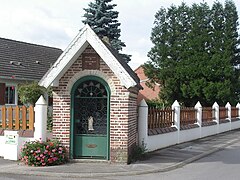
top-left (201, 124), bottom-right (218, 138)
top-left (179, 127), bottom-right (201, 144)
top-left (138, 99), bottom-right (240, 152)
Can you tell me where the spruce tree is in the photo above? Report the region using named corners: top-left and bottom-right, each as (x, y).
top-left (82, 0), bottom-right (131, 63)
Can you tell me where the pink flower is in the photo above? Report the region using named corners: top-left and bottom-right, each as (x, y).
top-left (52, 157), bottom-right (58, 161)
top-left (48, 159), bottom-right (53, 163)
top-left (52, 149), bottom-right (56, 153)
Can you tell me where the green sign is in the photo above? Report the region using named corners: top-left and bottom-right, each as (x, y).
top-left (5, 134), bottom-right (18, 145)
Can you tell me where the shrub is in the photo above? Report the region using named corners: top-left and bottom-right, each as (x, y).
top-left (146, 99), bottom-right (166, 109)
top-left (47, 115), bottom-right (53, 132)
top-left (18, 82), bottom-right (45, 105)
top-left (20, 139), bottom-right (67, 166)
top-left (128, 142), bottom-right (147, 164)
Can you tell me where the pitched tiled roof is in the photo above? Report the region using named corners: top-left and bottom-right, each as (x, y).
top-left (40, 25), bottom-right (141, 89)
top-left (0, 38), bottom-right (62, 81)
top-left (102, 41), bottom-right (142, 89)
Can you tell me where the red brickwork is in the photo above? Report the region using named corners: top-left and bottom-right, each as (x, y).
top-left (52, 45), bottom-right (138, 163)
top-left (135, 66), bottom-right (160, 104)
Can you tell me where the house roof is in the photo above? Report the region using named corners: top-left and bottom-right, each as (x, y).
top-left (39, 24), bottom-right (141, 89)
top-left (0, 38), bottom-right (62, 81)
top-left (102, 41), bottom-right (141, 87)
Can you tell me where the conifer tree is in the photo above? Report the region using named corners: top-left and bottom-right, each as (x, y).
top-left (82, 0), bottom-right (131, 63)
top-left (145, 1), bottom-right (240, 106)
top-left (224, 0), bottom-right (240, 67)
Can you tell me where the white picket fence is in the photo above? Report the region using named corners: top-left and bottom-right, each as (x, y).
top-left (138, 99), bottom-right (240, 152)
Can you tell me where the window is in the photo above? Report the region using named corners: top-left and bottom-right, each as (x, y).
top-left (5, 86), bottom-right (16, 104)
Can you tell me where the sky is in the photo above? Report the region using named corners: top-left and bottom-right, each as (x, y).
top-left (0, 0), bottom-right (239, 70)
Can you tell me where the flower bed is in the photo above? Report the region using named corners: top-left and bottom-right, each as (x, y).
top-left (20, 139), bottom-right (67, 166)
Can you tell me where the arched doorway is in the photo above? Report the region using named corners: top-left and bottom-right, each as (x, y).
top-left (70, 76), bottom-right (110, 159)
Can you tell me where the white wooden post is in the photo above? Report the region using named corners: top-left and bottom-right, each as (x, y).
top-left (34, 95), bottom-right (47, 141)
top-left (138, 99), bottom-right (148, 147)
top-left (172, 100), bottom-right (180, 143)
top-left (225, 102), bottom-right (231, 121)
top-left (212, 102), bottom-right (219, 133)
top-left (195, 101), bottom-right (202, 137)
top-left (236, 103), bottom-right (240, 119)
top-left (225, 102), bottom-right (231, 130)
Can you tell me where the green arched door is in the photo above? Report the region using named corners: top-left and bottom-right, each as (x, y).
top-left (71, 77), bottom-right (110, 159)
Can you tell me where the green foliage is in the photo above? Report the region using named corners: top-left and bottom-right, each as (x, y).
top-left (146, 99), bottom-right (167, 109)
top-left (18, 82), bottom-right (45, 105)
top-left (128, 142), bottom-right (147, 164)
top-left (47, 115), bottom-right (53, 132)
top-left (82, 0), bottom-right (131, 63)
top-left (20, 139), bottom-right (67, 166)
top-left (145, 1), bottom-right (240, 107)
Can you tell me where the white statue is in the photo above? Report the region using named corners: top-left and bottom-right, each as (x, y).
top-left (88, 116), bottom-right (94, 131)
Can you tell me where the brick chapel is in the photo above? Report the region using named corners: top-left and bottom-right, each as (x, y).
top-left (39, 25), bottom-right (141, 163)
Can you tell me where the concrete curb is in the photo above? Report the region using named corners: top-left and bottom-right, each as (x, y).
top-left (0, 137), bottom-right (239, 178)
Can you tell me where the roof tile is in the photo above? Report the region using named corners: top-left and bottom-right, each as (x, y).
top-left (0, 38), bottom-right (62, 80)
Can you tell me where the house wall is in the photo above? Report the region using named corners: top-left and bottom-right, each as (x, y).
top-left (134, 66), bottom-right (160, 104)
top-left (52, 45), bottom-right (138, 163)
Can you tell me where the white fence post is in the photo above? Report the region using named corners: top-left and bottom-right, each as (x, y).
top-left (195, 101), bottom-right (202, 138)
top-left (34, 95), bottom-right (47, 141)
top-left (225, 102), bottom-right (231, 130)
top-left (172, 100), bottom-right (180, 143)
top-left (213, 102), bottom-right (219, 133)
top-left (138, 99), bottom-right (148, 148)
top-left (236, 103), bottom-right (240, 119)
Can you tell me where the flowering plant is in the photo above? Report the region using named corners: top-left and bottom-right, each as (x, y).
top-left (20, 139), bottom-right (67, 166)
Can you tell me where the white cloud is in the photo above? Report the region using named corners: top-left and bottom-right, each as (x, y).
top-left (127, 51), bottom-right (149, 70)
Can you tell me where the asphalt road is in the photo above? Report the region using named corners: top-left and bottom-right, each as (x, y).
top-left (1, 140), bottom-right (240, 180)
top-left (106, 140), bottom-right (240, 180)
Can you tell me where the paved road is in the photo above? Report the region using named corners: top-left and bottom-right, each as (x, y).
top-left (1, 138), bottom-right (240, 180)
top-left (105, 140), bottom-right (240, 180)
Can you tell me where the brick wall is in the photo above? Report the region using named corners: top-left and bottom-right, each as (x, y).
top-left (52, 45), bottom-right (138, 163)
top-left (134, 66), bottom-right (160, 104)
